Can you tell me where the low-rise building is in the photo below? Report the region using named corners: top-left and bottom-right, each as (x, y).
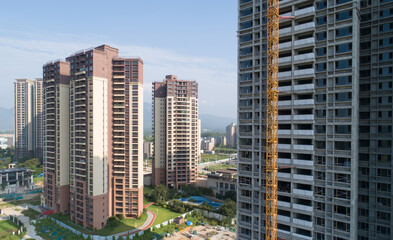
top-left (206, 168), bottom-right (236, 196)
top-left (0, 166), bottom-right (34, 188)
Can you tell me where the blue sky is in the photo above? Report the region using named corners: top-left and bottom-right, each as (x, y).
top-left (0, 0), bottom-right (237, 118)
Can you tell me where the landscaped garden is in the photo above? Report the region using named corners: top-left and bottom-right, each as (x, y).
top-left (21, 208), bottom-right (41, 220)
top-left (35, 218), bottom-right (84, 240)
top-left (205, 163), bottom-right (236, 172)
top-left (200, 154), bottom-right (228, 163)
top-left (0, 219), bottom-right (23, 240)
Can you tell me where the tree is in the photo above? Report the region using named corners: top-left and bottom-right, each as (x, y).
top-left (219, 199), bottom-right (236, 218)
top-left (153, 184), bottom-right (168, 201)
top-left (223, 191), bottom-right (236, 202)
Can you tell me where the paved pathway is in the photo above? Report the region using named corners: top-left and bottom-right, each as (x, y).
top-left (116, 210), bottom-right (156, 237)
top-left (3, 205), bottom-right (43, 240)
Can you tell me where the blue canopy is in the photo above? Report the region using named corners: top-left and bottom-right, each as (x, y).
top-left (187, 221), bottom-right (192, 226)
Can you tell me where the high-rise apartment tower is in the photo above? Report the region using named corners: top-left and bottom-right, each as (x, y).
top-left (152, 75), bottom-right (200, 189)
top-left (42, 45), bottom-right (144, 230)
top-left (14, 78), bottom-right (43, 160)
top-left (237, 0), bottom-right (392, 239)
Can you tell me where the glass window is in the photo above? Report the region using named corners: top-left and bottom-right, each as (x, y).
top-left (317, 63), bottom-right (326, 72)
top-left (240, 47), bottom-right (252, 56)
top-left (317, 32), bottom-right (327, 40)
top-left (317, 47), bottom-right (327, 56)
top-left (240, 73), bottom-right (252, 81)
top-left (336, 0), bottom-right (351, 4)
top-left (380, 37), bottom-right (393, 47)
top-left (317, 1), bottom-right (327, 9)
top-left (336, 27), bottom-right (352, 37)
top-left (317, 78), bottom-right (326, 87)
top-left (335, 125), bottom-right (351, 134)
top-left (240, 60), bottom-right (253, 69)
top-left (240, 21), bottom-right (253, 30)
top-left (336, 92), bottom-right (352, 101)
top-left (379, 67), bottom-right (393, 76)
top-left (336, 10), bottom-right (352, 21)
top-left (336, 109), bottom-right (351, 117)
top-left (361, 27), bottom-right (371, 36)
top-left (335, 141), bottom-right (351, 150)
top-left (240, 8), bottom-right (253, 17)
top-left (336, 43), bottom-right (352, 53)
top-left (317, 16), bottom-right (327, 25)
top-left (380, 23), bottom-right (393, 32)
top-left (379, 52), bottom-right (393, 62)
top-left (336, 76), bottom-right (352, 85)
top-left (240, 34), bottom-right (252, 43)
top-left (336, 59), bottom-right (352, 69)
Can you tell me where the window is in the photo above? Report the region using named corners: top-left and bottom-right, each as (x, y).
top-left (316, 125), bottom-right (326, 133)
top-left (336, 76), bottom-right (352, 85)
top-left (316, 141), bottom-right (326, 149)
top-left (360, 41), bottom-right (371, 49)
top-left (335, 141), bottom-right (351, 150)
top-left (316, 109), bottom-right (326, 118)
top-left (336, 0), bottom-right (351, 4)
top-left (379, 52), bottom-right (393, 62)
top-left (317, 32), bottom-right (327, 40)
top-left (317, 16), bottom-right (327, 25)
top-left (361, 13), bottom-right (372, 21)
top-left (377, 197), bottom-right (391, 207)
top-left (336, 43), bottom-right (352, 53)
top-left (379, 81), bottom-right (393, 90)
top-left (240, 34), bottom-right (252, 43)
top-left (360, 56), bottom-right (371, 64)
top-left (380, 8), bottom-right (393, 18)
top-left (240, 60), bottom-right (253, 69)
top-left (317, 47), bottom-right (327, 56)
top-left (361, 27), bottom-right (371, 36)
top-left (380, 23), bottom-right (393, 32)
top-left (379, 140), bottom-right (392, 148)
top-left (360, 70), bottom-right (370, 77)
top-left (335, 92), bottom-right (352, 101)
top-left (336, 59), bottom-right (352, 69)
top-left (378, 96), bottom-right (392, 104)
top-left (379, 111), bottom-right (392, 119)
top-left (336, 109), bottom-right (351, 117)
top-left (240, 8), bottom-right (253, 17)
top-left (378, 169), bottom-right (391, 177)
top-left (377, 183), bottom-right (391, 192)
top-left (317, 78), bottom-right (326, 87)
top-left (240, 73), bottom-right (252, 81)
top-left (317, 63), bottom-right (326, 72)
top-left (336, 10), bottom-right (352, 21)
top-left (380, 37), bottom-right (393, 47)
top-left (335, 125), bottom-right (351, 134)
top-left (240, 21), bottom-right (252, 30)
top-left (316, 94), bottom-right (326, 102)
top-left (336, 27), bottom-right (352, 37)
top-left (240, 47), bottom-right (252, 56)
top-left (317, 1), bottom-right (327, 9)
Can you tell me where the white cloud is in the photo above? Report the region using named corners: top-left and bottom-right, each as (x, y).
top-left (0, 36), bottom-right (237, 118)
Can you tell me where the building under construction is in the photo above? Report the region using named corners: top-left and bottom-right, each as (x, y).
top-left (237, 0), bottom-right (393, 239)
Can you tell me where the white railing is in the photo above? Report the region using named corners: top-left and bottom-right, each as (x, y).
top-left (293, 174), bottom-right (314, 181)
top-left (293, 203), bottom-right (313, 212)
top-left (278, 172), bottom-right (291, 178)
top-left (293, 130), bottom-right (314, 135)
top-left (279, 56), bottom-right (292, 64)
top-left (293, 159), bottom-right (313, 166)
top-left (294, 83), bottom-right (314, 91)
top-left (294, 53), bottom-right (315, 61)
top-left (277, 200), bottom-right (291, 207)
top-left (294, 37), bottom-right (315, 46)
top-left (294, 22), bottom-right (315, 31)
top-left (294, 68), bottom-right (315, 76)
top-left (278, 71), bottom-right (292, 78)
top-left (293, 114), bottom-right (314, 120)
top-left (277, 215), bottom-right (291, 223)
top-left (279, 42), bottom-right (292, 49)
top-left (293, 233), bottom-right (313, 240)
top-left (278, 86), bottom-right (292, 92)
top-left (278, 100), bottom-right (292, 106)
top-left (293, 218), bottom-right (313, 228)
top-left (293, 188), bottom-right (313, 196)
top-left (278, 129), bottom-right (291, 135)
top-left (294, 144), bottom-right (314, 151)
top-left (278, 158), bottom-right (291, 164)
top-left (278, 115), bottom-right (291, 120)
top-left (293, 99), bottom-right (314, 105)
top-left (278, 144), bottom-right (291, 150)
top-left (294, 6), bottom-right (315, 16)
top-left (279, 27), bottom-right (292, 35)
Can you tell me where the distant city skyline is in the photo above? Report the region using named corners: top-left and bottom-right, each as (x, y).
top-left (0, 0), bottom-right (237, 118)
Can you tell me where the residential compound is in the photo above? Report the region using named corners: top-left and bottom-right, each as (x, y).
top-left (237, 0), bottom-right (393, 240)
top-left (42, 45), bottom-right (144, 229)
top-left (14, 78), bottom-right (43, 160)
top-left (152, 75), bottom-right (200, 189)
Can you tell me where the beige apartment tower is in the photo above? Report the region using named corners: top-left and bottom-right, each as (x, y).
top-left (152, 75), bottom-right (200, 189)
top-left (14, 78), bottom-right (43, 160)
top-left (42, 60), bottom-right (70, 214)
top-left (42, 45), bottom-right (144, 230)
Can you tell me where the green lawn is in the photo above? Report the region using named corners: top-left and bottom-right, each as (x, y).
top-left (0, 220), bottom-right (19, 233)
top-left (201, 154), bottom-right (228, 163)
top-left (21, 208), bottom-right (41, 220)
top-left (206, 164), bottom-right (236, 172)
top-left (33, 176), bottom-right (43, 184)
top-left (147, 204), bottom-right (183, 227)
top-left (52, 212), bottom-right (148, 236)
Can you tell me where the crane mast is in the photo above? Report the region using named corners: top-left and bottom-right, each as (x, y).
top-left (265, 0), bottom-right (279, 239)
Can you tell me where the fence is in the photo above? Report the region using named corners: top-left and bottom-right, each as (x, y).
top-left (8, 215), bottom-right (24, 236)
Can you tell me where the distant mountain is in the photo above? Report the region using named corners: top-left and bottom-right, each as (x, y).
top-left (0, 107), bottom-right (13, 131)
top-left (143, 102), bottom-right (236, 135)
top-left (199, 113), bottom-right (236, 132)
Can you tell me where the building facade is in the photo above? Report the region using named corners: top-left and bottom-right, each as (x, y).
top-left (226, 123), bottom-right (238, 147)
top-left (14, 78), bottom-right (43, 160)
top-left (42, 45), bottom-right (144, 230)
top-left (42, 60), bottom-right (71, 214)
top-left (152, 75), bottom-right (200, 189)
top-left (236, 0), bottom-right (386, 239)
top-left (143, 141), bottom-right (154, 159)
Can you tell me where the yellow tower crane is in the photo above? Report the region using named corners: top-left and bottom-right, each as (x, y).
top-left (266, 0), bottom-right (294, 239)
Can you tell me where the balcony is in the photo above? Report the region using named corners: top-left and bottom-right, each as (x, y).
top-left (278, 115), bottom-right (291, 120)
top-left (293, 159), bottom-right (313, 166)
top-left (294, 6), bottom-right (315, 16)
top-left (294, 68), bottom-right (314, 76)
top-left (278, 144), bottom-right (291, 150)
top-left (294, 37), bottom-right (315, 46)
top-left (293, 203), bottom-right (313, 212)
top-left (279, 42), bottom-right (292, 49)
top-left (293, 130), bottom-right (314, 135)
top-left (278, 71), bottom-right (291, 78)
top-left (278, 86), bottom-right (291, 92)
top-left (293, 188), bottom-right (313, 196)
top-left (293, 144), bottom-right (314, 151)
top-left (279, 56), bottom-right (292, 64)
top-left (293, 99), bottom-right (314, 106)
top-left (294, 83), bottom-right (314, 91)
top-left (278, 158), bottom-right (291, 164)
top-left (293, 218), bottom-right (313, 228)
top-left (279, 27), bottom-right (292, 35)
top-left (277, 200), bottom-right (290, 208)
top-left (293, 174), bottom-right (313, 181)
top-left (294, 53), bottom-right (315, 62)
top-left (278, 129), bottom-right (291, 135)
top-left (277, 215), bottom-right (290, 223)
top-left (294, 22), bottom-right (315, 32)
top-left (278, 172), bottom-right (291, 179)
top-left (292, 234), bottom-right (312, 240)
top-left (278, 100), bottom-right (291, 106)
top-left (293, 114), bottom-right (313, 121)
